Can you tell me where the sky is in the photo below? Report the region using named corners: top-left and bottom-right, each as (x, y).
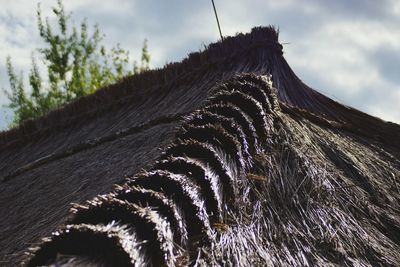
top-left (1, 0), bottom-right (399, 130)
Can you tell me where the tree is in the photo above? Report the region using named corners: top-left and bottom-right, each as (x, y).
top-left (3, 0), bottom-right (150, 126)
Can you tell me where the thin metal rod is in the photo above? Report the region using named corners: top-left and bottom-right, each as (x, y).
top-left (211, 0), bottom-right (224, 41)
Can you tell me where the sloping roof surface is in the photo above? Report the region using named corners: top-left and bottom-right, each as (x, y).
top-left (0, 26), bottom-right (399, 266)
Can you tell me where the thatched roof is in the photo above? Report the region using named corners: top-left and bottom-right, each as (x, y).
top-left (0, 26), bottom-right (399, 266)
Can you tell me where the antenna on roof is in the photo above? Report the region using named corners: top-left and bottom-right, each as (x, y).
top-left (211, 0), bottom-right (224, 41)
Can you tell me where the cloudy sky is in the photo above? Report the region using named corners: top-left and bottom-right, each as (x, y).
top-left (1, 0), bottom-right (399, 130)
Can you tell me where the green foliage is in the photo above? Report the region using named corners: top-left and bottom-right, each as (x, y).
top-left (3, 0), bottom-right (150, 126)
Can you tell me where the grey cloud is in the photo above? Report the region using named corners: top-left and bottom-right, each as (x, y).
top-left (66, 0), bottom-right (215, 66)
top-left (348, 84), bottom-right (400, 123)
top-left (305, 0), bottom-right (394, 20)
top-left (72, 1), bottom-right (209, 36)
top-left (0, 13), bottom-right (26, 29)
top-left (371, 46), bottom-right (400, 84)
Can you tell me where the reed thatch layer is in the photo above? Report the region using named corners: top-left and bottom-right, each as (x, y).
top-left (0, 26), bottom-right (399, 265)
top-left (25, 73), bottom-right (400, 266)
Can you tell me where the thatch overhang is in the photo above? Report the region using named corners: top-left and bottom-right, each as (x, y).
top-left (0, 26), bottom-right (399, 266)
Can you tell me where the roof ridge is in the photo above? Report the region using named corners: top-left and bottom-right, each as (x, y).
top-left (0, 26), bottom-right (281, 149)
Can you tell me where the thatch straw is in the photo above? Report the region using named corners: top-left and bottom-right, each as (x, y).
top-left (0, 26), bottom-right (399, 266)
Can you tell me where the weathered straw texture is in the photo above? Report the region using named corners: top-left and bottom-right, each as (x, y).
top-left (0, 26), bottom-right (399, 266)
